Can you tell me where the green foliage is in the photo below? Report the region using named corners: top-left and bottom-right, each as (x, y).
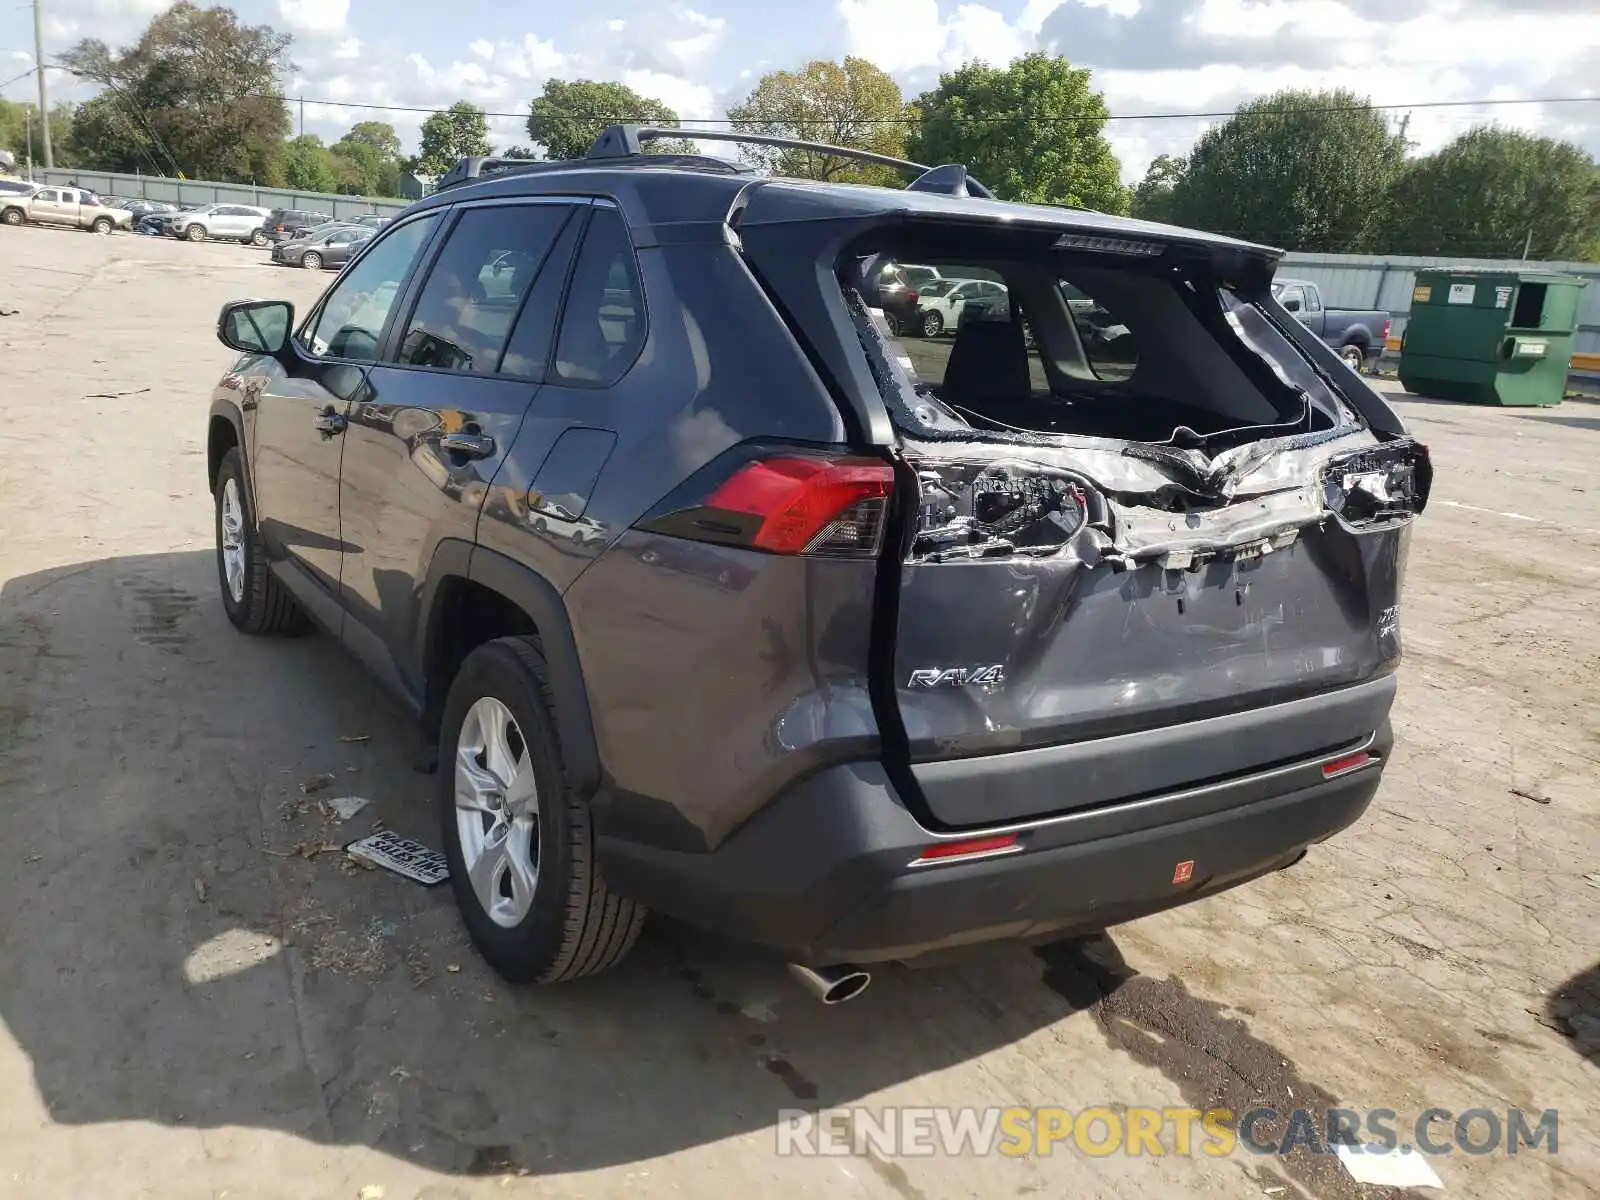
top-left (1129, 154), bottom-right (1186, 224)
top-left (414, 101), bottom-right (492, 177)
top-left (58, 2), bottom-right (293, 183)
top-left (0, 99), bottom-right (79, 169)
top-left (1382, 127), bottom-right (1600, 261)
top-left (728, 57), bottom-right (908, 185)
top-left (526, 79), bottom-right (691, 160)
top-left (1168, 89), bottom-right (1404, 250)
top-left (330, 122), bottom-right (403, 195)
top-left (284, 134), bottom-right (338, 193)
top-left (909, 53), bottom-right (1126, 212)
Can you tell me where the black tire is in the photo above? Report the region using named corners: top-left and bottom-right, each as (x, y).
top-left (214, 447), bottom-right (308, 636)
top-left (91, 216), bottom-right (113, 235)
top-left (1, 207), bottom-right (24, 226)
top-left (301, 251), bottom-right (323, 271)
top-left (249, 228), bottom-right (268, 247)
top-left (439, 637), bottom-right (645, 984)
top-left (1339, 343), bottom-right (1365, 373)
top-left (921, 309), bottom-right (944, 338)
top-left (883, 310), bottom-right (903, 338)
top-left (186, 223), bottom-right (205, 242)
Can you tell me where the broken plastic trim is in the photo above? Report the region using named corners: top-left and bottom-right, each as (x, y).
top-left (1323, 437), bottom-right (1433, 529)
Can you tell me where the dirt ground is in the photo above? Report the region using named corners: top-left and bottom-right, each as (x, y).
top-left (0, 228), bottom-right (1595, 1200)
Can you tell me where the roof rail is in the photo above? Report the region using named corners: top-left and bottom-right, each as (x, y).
top-left (435, 148), bottom-right (756, 192)
top-left (585, 125), bottom-right (995, 198)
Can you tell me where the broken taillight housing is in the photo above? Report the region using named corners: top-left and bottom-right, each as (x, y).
top-left (1323, 437), bottom-right (1432, 527)
top-left (911, 459), bottom-right (1098, 560)
top-left (636, 446), bottom-right (894, 558)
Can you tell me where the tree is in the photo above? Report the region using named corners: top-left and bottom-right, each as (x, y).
top-left (1381, 128), bottom-right (1600, 261)
top-left (0, 99), bottom-right (79, 169)
top-left (1168, 89), bottom-right (1404, 251)
top-left (909, 54), bottom-right (1126, 212)
top-left (331, 122), bottom-right (403, 195)
top-left (284, 134), bottom-right (338, 193)
top-left (59, 2), bottom-right (292, 183)
top-left (728, 58), bottom-right (908, 184)
top-left (1129, 154), bottom-right (1187, 224)
top-left (413, 101), bottom-right (492, 177)
top-left (526, 79), bottom-right (691, 161)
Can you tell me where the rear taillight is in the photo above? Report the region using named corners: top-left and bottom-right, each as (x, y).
top-left (907, 289), bottom-right (920, 302)
top-left (1381, 319), bottom-right (1392, 341)
top-left (637, 449), bottom-right (894, 557)
top-left (1323, 437), bottom-right (1432, 527)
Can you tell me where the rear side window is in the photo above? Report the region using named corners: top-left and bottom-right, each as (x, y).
top-left (397, 203), bottom-right (573, 375)
top-left (553, 206), bottom-right (646, 387)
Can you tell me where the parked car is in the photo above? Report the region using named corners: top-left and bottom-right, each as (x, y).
top-left (0, 185), bottom-right (134, 233)
top-left (349, 213), bottom-right (394, 230)
top-left (0, 178), bottom-right (38, 199)
top-left (118, 198), bottom-right (178, 220)
top-left (916, 277), bottom-right (1006, 337)
top-left (871, 260), bottom-right (921, 337)
top-left (265, 208), bottom-right (332, 243)
top-left (205, 127), bottom-right (1430, 1000)
top-left (270, 223), bottom-right (374, 270)
top-left (1272, 279), bottom-right (1390, 372)
top-left (169, 203), bottom-right (272, 245)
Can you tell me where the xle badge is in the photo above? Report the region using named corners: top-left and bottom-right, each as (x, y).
top-left (1172, 860), bottom-right (1195, 885)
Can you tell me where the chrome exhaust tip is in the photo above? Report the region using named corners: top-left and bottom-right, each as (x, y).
top-left (788, 962), bottom-right (872, 1005)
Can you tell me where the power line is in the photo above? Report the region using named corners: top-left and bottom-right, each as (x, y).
top-left (275, 92), bottom-right (1600, 125)
top-left (0, 65), bottom-right (33, 89)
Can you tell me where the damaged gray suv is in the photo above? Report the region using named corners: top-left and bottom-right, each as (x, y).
top-left (207, 127), bottom-right (1430, 1003)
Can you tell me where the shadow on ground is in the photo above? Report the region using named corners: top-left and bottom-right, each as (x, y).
top-left (1545, 963), bottom-right (1600, 1067)
top-left (0, 550), bottom-right (1146, 1178)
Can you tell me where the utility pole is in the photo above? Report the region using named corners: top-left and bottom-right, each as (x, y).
top-left (33, 0), bottom-right (53, 168)
top-left (1521, 229), bottom-right (1533, 261)
top-left (298, 96), bottom-right (304, 137)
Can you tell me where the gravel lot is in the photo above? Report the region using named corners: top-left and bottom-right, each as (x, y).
top-left (1, 227), bottom-right (1596, 1200)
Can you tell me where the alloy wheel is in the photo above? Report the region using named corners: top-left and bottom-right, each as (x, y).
top-left (454, 696), bottom-right (541, 929)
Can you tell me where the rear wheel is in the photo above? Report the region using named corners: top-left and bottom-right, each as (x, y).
top-left (301, 251), bottom-right (323, 271)
top-left (214, 448), bottom-right (308, 636)
top-left (439, 637), bottom-right (645, 984)
top-left (185, 223), bottom-right (206, 242)
top-left (883, 311), bottom-right (903, 338)
top-left (91, 216), bottom-right (113, 235)
top-left (1339, 343), bottom-right (1365, 373)
top-left (921, 310), bottom-right (944, 338)
top-left (248, 228), bottom-right (268, 247)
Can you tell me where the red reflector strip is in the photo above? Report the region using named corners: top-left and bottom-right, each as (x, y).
top-left (1322, 751), bottom-right (1373, 778)
top-left (913, 834), bottom-right (1020, 864)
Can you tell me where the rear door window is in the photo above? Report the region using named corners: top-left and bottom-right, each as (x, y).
top-left (396, 203), bottom-right (573, 375)
top-left (552, 206), bottom-right (646, 387)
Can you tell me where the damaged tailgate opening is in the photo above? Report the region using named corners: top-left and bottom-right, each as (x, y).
top-left (835, 224), bottom-right (1431, 827)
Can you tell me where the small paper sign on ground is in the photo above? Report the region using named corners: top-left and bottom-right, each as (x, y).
top-left (346, 831), bottom-right (449, 886)
top-left (1334, 1143), bottom-right (1445, 1189)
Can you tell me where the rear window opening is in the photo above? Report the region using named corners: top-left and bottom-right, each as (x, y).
top-left (840, 230), bottom-right (1359, 453)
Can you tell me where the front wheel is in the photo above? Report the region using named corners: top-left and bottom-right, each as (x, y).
top-left (91, 216), bottom-right (113, 235)
top-left (439, 637), bottom-right (645, 984)
top-left (1, 207), bottom-right (24, 226)
top-left (301, 251), bottom-right (323, 271)
top-left (921, 310), bottom-right (944, 338)
top-left (214, 448), bottom-right (308, 636)
top-left (1339, 343), bottom-right (1365, 373)
top-left (185, 223), bottom-right (206, 242)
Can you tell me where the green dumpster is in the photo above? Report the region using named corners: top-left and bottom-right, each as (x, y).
top-left (1398, 269), bottom-right (1585, 406)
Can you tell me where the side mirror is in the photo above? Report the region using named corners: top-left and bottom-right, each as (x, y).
top-left (218, 299), bottom-right (294, 356)
top-left (1283, 298), bottom-right (1302, 313)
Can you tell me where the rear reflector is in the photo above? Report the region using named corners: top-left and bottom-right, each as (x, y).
top-left (1322, 750), bottom-right (1373, 778)
top-left (704, 456), bottom-right (893, 556)
top-left (913, 833), bottom-right (1021, 864)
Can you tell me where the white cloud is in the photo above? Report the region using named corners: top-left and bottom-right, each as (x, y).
top-left (469, 39), bottom-right (496, 60)
top-left (334, 37), bottom-right (362, 60)
top-left (277, 0), bottom-right (350, 35)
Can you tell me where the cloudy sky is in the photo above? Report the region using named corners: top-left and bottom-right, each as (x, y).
top-left (3, 0), bottom-right (1598, 182)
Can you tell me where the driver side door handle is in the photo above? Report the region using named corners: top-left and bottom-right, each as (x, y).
top-left (440, 431), bottom-right (496, 459)
top-left (312, 407), bottom-right (346, 436)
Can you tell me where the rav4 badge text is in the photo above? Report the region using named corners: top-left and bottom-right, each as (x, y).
top-left (908, 665), bottom-right (1006, 689)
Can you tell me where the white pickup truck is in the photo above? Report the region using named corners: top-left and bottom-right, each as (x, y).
top-left (0, 185), bottom-right (135, 233)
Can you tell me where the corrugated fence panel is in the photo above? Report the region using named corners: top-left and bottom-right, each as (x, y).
top-left (1280, 253), bottom-right (1600, 363)
top-left (32, 169), bottom-right (411, 219)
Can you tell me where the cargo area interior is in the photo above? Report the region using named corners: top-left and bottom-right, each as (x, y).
top-left (844, 231), bottom-right (1355, 450)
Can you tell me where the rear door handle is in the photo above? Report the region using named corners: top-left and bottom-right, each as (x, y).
top-left (440, 431), bottom-right (496, 459)
top-left (312, 408), bottom-right (346, 436)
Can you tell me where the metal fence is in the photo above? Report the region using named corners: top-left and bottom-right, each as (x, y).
top-left (1278, 252), bottom-right (1600, 371)
top-left (29, 168), bottom-right (411, 220)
